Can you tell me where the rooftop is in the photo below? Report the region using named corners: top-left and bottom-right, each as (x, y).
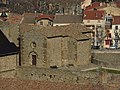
top-left (84, 10), bottom-right (105, 20)
top-left (85, 2), bottom-right (101, 10)
top-left (112, 16), bottom-right (120, 24)
top-left (35, 14), bottom-right (54, 21)
top-left (0, 30), bottom-right (18, 57)
top-left (20, 23), bottom-right (92, 40)
top-left (53, 15), bottom-right (83, 24)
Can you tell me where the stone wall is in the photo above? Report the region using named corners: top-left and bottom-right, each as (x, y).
top-left (61, 37), bottom-right (69, 66)
top-left (0, 54), bottom-right (18, 78)
top-left (77, 40), bottom-right (91, 66)
top-left (16, 66), bottom-right (99, 84)
top-left (21, 30), bottom-right (47, 68)
top-left (0, 55), bottom-right (17, 72)
top-left (47, 36), bottom-right (77, 67)
top-left (93, 50), bottom-right (120, 66)
top-left (0, 70), bottom-right (16, 78)
top-left (47, 37), bottom-right (62, 67)
top-left (67, 37), bottom-right (77, 66)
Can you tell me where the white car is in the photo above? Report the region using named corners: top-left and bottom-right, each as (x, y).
top-left (109, 46), bottom-right (116, 49)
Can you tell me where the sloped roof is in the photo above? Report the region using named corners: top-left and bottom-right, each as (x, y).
top-left (36, 14), bottom-right (54, 21)
top-left (22, 13), bottom-right (36, 24)
top-left (116, 1), bottom-right (120, 8)
top-left (53, 15), bottom-right (83, 24)
top-left (84, 10), bottom-right (105, 20)
top-left (85, 2), bottom-right (101, 10)
top-left (97, 6), bottom-right (120, 16)
top-left (112, 16), bottom-right (120, 25)
top-left (0, 30), bottom-right (18, 57)
top-left (20, 23), bottom-right (91, 40)
top-left (7, 13), bottom-right (22, 24)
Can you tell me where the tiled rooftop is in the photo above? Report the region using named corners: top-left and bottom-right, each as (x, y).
top-left (84, 10), bottom-right (105, 20)
top-left (112, 16), bottom-right (120, 24)
top-left (20, 23), bottom-right (91, 40)
top-left (35, 14), bottom-right (54, 21)
top-left (85, 2), bottom-right (101, 10)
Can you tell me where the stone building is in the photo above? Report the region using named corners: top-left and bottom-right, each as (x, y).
top-left (0, 21), bottom-right (99, 83)
top-left (19, 24), bottom-right (92, 68)
top-left (0, 30), bottom-right (18, 78)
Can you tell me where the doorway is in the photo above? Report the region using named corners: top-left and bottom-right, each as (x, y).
top-left (32, 55), bottom-right (36, 65)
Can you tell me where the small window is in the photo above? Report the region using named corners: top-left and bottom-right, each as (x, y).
top-left (115, 26), bottom-right (118, 30)
top-left (108, 33), bottom-right (111, 38)
top-left (40, 21), bottom-right (43, 25)
top-left (48, 21), bottom-right (51, 25)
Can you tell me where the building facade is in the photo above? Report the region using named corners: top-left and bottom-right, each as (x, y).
top-left (20, 24), bottom-right (91, 68)
top-left (83, 10), bottom-right (106, 48)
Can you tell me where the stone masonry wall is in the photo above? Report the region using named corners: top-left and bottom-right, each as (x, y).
top-left (21, 30), bottom-right (47, 68)
top-left (93, 52), bottom-right (120, 66)
top-left (47, 37), bottom-right (62, 67)
top-left (47, 36), bottom-right (77, 67)
top-left (61, 37), bottom-right (69, 66)
top-left (0, 70), bottom-right (16, 78)
top-left (16, 66), bottom-right (99, 84)
top-left (77, 40), bottom-right (91, 66)
top-left (67, 37), bottom-right (77, 66)
top-left (0, 55), bottom-right (17, 72)
top-left (0, 54), bottom-right (18, 78)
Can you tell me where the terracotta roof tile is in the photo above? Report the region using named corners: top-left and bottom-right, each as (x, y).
top-left (112, 16), bottom-right (120, 24)
top-left (7, 13), bottom-right (22, 24)
top-left (116, 2), bottom-right (120, 8)
top-left (85, 2), bottom-right (101, 10)
top-left (84, 10), bottom-right (105, 20)
top-left (22, 13), bottom-right (36, 24)
top-left (35, 14), bottom-right (54, 21)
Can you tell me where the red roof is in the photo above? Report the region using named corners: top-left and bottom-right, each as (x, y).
top-left (0, 17), bottom-right (7, 21)
top-left (112, 16), bottom-right (120, 24)
top-left (85, 2), bottom-right (100, 10)
top-left (8, 13), bottom-right (22, 24)
top-left (116, 2), bottom-right (120, 8)
top-left (84, 10), bottom-right (105, 20)
top-left (36, 14), bottom-right (54, 21)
